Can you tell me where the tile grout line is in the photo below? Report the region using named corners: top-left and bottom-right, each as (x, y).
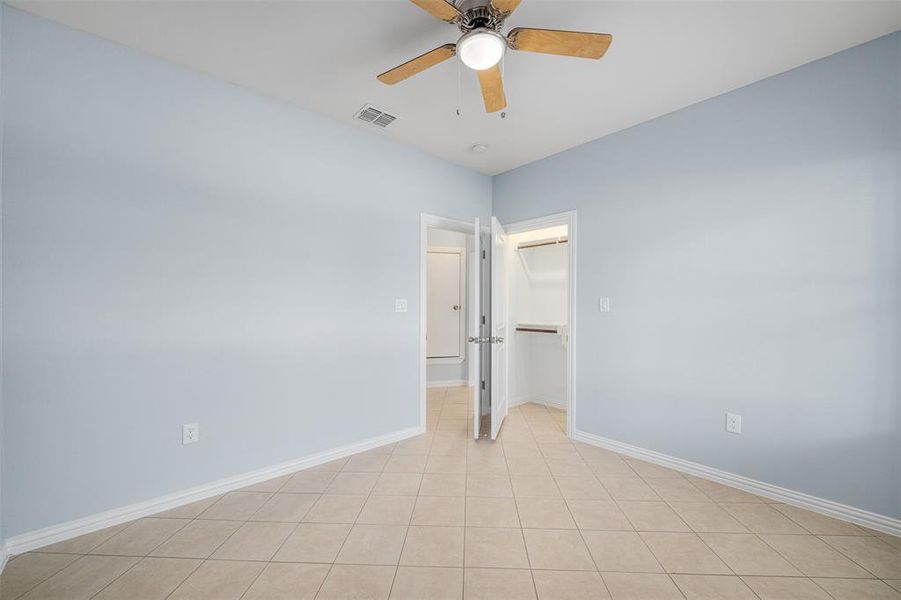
top-left (649, 477), bottom-right (750, 587)
top-left (173, 442), bottom-right (336, 597)
top-left (611, 467), bottom-right (813, 598)
top-left (83, 515), bottom-right (196, 600)
top-left (236, 477), bottom-right (316, 600)
top-left (561, 415), bottom-right (695, 600)
top-left (321, 433), bottom-right (399, 599)
top-left (385, 447), bottom-right (417, 599)
top-left (547, 406), bottom-right (688, 600)
top-left (499, 410), bottom-right (539, 599)
top-left (461, 392), bottom-right (469, 600)
top-left (170, 461), bottom-right (324, 599)
top-left (6, 552), bottom-right (84, 600)
top-left (200, 474), bottom-right (303, 598)
top-left (533, 409), bottom-right (603, 591)
top-left (754, 526), bottom-right (881, 582)
top-left (664, 479), bottom-right (888, 588)
top-left (523, 402), bottom-right (560, 598)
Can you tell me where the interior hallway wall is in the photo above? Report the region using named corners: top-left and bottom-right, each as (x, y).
top-left (493, 32), bottom-right (901, 519)
top-left (1, 7), bottom-right (491, 538)
top-left (426, 229), bottom-right (471, 385)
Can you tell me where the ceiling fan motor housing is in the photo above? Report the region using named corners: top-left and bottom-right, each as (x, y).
top-left (457, 1), bottom-right (506, 33)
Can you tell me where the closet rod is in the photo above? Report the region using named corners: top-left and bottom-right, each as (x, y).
top-left (515, 326), bottom-right (559, 334)
top-left (517, 236), bottom-right (568, 250)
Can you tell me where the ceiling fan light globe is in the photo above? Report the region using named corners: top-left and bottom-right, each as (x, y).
top-left (458, 28), bottom-right (506, 70)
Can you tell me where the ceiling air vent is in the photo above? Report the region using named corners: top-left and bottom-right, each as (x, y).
top-left (355, 104), bottom-right (397, 128)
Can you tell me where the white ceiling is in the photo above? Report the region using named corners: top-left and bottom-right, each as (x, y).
top-left (12, 0), bottom-right (901, 175)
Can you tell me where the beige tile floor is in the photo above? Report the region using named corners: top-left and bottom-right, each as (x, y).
top-left (3, 385), bottom-right (900, 599)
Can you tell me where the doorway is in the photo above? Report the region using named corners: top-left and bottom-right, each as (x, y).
top-left (504, 223), bottom-right (571, 440)
top-left (501, 211), bottom-right (576, 438)
top-left (419, 214), bottom-right (483, 438)
top-left (485, 210), bottom-right (576, 441)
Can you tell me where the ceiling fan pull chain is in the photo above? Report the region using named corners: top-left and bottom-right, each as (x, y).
top-left (456, 58), bottom-right (463, 117)
top-left (500, 53), bottom-right (506, 119)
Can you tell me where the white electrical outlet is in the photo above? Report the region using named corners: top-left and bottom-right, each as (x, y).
top-left (599, 297), bottom-right (610, 312)
top-left (182, 423), bottom-right (199, 445)
top-left (725, 413), bottom-right (742, 434)
top-left (395, 298), bottom-right (408, 313)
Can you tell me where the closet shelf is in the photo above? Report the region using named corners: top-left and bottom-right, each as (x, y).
top-left (517, 236), bottom-right (568, 250)
top-left (515, 323), bottom-right (564, 335)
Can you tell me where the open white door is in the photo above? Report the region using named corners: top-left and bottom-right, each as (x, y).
top-left (490, 217), bottom-right (511, 440)
top-left (470, 217), bottom-right (482, 440)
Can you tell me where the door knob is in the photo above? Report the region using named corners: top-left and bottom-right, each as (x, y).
top-left (453, 305), bottom-right (460, 311)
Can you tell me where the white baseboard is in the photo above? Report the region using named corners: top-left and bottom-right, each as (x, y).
top-left (0, 542), bottom-right (8, 574)
top-left (427, 380), bottom-right (468, 388)
top-left (573, 429), bottom-right (901, 537)
top-left (6, 426), bottom-right (423, 557)
top-left (509, 395), bottom-right (529, 408)
top-left (510, 395), bottom-right (565, 410)
top-left (540, 396), bottom-right (566, 410)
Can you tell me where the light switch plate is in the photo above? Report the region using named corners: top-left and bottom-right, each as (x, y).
top-left (182, 423), bottom-right (199, 445)
top-left (395, 298), bottom-right (408, 313)
top-left (725, 413), bottom-right (742, 434)
top-left (599, 297), bottom-right (610, 312)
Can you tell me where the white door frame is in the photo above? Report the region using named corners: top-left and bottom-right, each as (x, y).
top-left (502, 210), bottom-right (578, 438)
top-left (420, 213), bottom-right (478, 433)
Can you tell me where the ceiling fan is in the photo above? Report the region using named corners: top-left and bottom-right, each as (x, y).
top-left (377, 0), bottom-right (613, 113)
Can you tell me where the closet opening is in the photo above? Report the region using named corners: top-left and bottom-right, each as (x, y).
top-left (504, 222), bottom-right (572, 439)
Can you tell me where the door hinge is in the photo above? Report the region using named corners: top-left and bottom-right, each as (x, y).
top-left (481, 380), bottom-right (486, 390)
top-left (481, 250), bottom-right (486, 259)
top-left (481, 315), bottom-right (486, 325)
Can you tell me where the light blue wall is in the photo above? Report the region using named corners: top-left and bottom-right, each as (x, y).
top-left (1, 7), bottom-right (491, 537)
top-left (0, 0), bottom-right (4, 546)
top-left (494, 32), bottom-right (900, 519)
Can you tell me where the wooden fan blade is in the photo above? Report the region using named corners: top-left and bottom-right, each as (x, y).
top-left (377, 44), bottom-right (456, 85)
top-left (477, 64), bottom-right (506, 113)
top-left (508, 27), bottom-right (612, 59)
top-left (409, 0), bottom-right (461, 22)
top-left (490, 0), bottom-right (522, 15)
